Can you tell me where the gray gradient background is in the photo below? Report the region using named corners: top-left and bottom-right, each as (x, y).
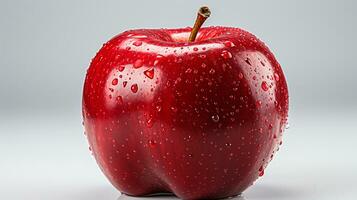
top-left (0, 0), bottom-right (356, 200)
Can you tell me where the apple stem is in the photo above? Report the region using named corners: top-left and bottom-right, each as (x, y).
top-left (188, 6), bottom-right (211, 42)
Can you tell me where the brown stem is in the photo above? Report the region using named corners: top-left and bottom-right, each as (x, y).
top-left (188, 6), bottom-right (211, 42)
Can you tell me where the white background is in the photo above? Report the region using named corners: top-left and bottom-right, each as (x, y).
top-left (1, 0), bottom-right (357, 199)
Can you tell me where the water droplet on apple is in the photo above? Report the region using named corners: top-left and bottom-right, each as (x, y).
top-left (148, 140), bottom-right (156, 147)
top-left (260, 61), bottom-right (265, 66)
top-left (245, 58), bottom-right (251, 66)
top-left (285, 122), bottom-right (290, 130)
top-left (199, 54), bottom-right (206, 59)
top-left (238, 72), bottom-right (244, 79)
top-left (256, 100), bottom-right (262, 107)
top-left (259, 169), bottom-right (264, 177)
top-left (209, 68), bottom-right (215, 74)
top-left (221, 50), bottom-right (232, 59)
top-left (144, 68), bottom-right (154, 79)
top-left (223, 41), bottom-right (235, 47)
top-left (123, 81), bottom-right (127, 87)
top-left (116, 96), bottom-right (123, 104)
top-left (133, 59), bottom-right (143, 68)
top-left (211, 114), bottom-right (220, 122)
top-left (146, 117), bottom-right (154, 128)
top-left (131, 84), bottom-right (138, 93)
top-left (274, 73), bottom-right (280, 81)
top-left (201, 63), bottom-right (207, 68)
top-left (133, 40), bottom-right (142, 46)
top-left (154, 54), bottom-right (164, 66)
top-left (112, 78), bottom-right (118, 85)
top-left (118, 65), bottom-right (125, 72)
top-left (193, 47), bottom-right (199, 51)
top-left (171, 106), bottom-right (178, 113)
top-left (156, 105), bottom-right (162, 112)
top-left (261, 81), bottom-right (269, 91)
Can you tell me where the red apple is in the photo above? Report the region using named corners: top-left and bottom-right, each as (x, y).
top-left (82, 7), bottom-right (288, 200)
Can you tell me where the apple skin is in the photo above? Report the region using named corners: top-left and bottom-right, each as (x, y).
top-left (82, 27), bottom-right (288, 199)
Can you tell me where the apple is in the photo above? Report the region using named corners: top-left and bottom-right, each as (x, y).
top-left (82, 6), bottom-right (288, 200)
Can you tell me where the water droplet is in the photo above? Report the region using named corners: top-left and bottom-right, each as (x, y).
top-left (256, 100), bottom-right (262, 107)
top-left (259, 168), bottom-right (264, 177)
top-left (238, 72), bottom-right (244, 79)
top-left (274, 73), bottom-right (280, 81)
top-left (225, 143), bottom-right (232, 147)
top-left (185, 68), bottom-right (192, 74)
top-left (261, 81), bottom-right (269, 91)
top-left (112, 78), bottom-right (118, 85)
top-left (209, 68), bottom-right (215, 74)
top-left (221, 50), bottom-right (232, 59)
top-left (156, 105), bottom-right (162, 112)
top-left (116, 96), bottom-right (123, 104)
top-left (148, 140), bottom-right (156, 147)
top-left (245, 58), bottom-right (251, 65)
top-left (260, 61), bottom-right (265, 66)
top-left (131, 84), bottom-right (138, 93)
top-left (193, 47), bottom-right (199, 51)
top-left (118, 65), bottom-right (125, 72)
top-left (144, 68), bottom-right (154, 79)
top-left (211, 114), bottom-right (220, 122)
top-left (199, 54), bottom-right (207, 59)
top-left (154, 54), bottom-right (164, 66)
top-left (146, 118), bottom-right (153, 128)
top-left (201, 63), bottom-right (207, 68)
top-left (223, 41), bottom-right (234, 47)
top-left (133, 59), bottom-right (143, 68)
top-left (171, 106), bottom-right (178, 112)
top-left (268, 124), bottom-right (273, 129)
top-left (285, 122), bottom-right (290, 130)
top-left (133, 40), bottom-right (142, 46)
